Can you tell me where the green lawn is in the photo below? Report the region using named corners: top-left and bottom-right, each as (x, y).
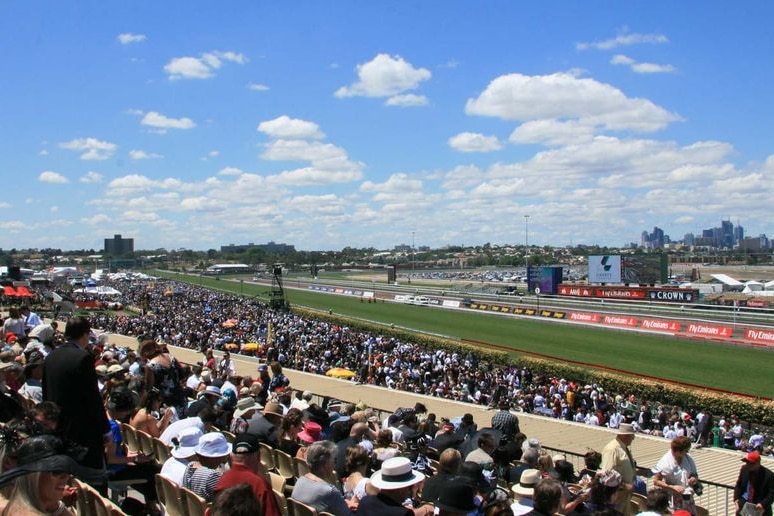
top-left (156, 271), bottom-right (773, 398)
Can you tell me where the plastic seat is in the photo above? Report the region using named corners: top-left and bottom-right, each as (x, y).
top-left (181, 485), bottom-right (208, 516)
top-left (293, 456), bottom-right (310, 478)
top-left (136, 429), bottom-right (157, 462)
top-left (288, 497), bottom-right (319, 516)
top-left (221, 430), bottom-right (236, 443)
top-left (274, 449), bottom-right (296, 483)
top-left (156, 474), bottom-right (186, 516)
top-left (259, 442), bottom-right (277, 472)
top-left (120, 423), bottom-right (140, 454)
top-left (273, 488), bottom-right (289, 516)
top-left (270, 471), bottom-right (287, 493)
top-left (153, 436), bottom-right (171, 463)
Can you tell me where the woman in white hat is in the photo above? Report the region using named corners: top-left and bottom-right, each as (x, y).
top-left (182, 433), bottom-right (232, 502)
top-left (160, 427), bottom-right (203, 486)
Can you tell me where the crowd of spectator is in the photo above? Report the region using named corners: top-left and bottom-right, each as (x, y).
top-left (0, 276), bottom-right (773, 514)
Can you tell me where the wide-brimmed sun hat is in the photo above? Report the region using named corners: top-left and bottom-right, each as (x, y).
top-left (512, 469), bottom-right (540, 497)
top-left (617, 423), bottom-right (635, 435)
top-left (233, 397), bottom-right (262, 419)
top-left (171, 427), bottom-right (204, 459)
top-left (195, 432), bottom-right (231, 458)
top-left (298, 421), bottom-right (322, 444)
top-left (370, 456), bottom-right (424, 490)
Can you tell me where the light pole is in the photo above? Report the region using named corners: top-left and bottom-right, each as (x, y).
top-left (524, 215), bottom-right (530, 291)
top-left (411, 230), bottom-right (415, 281)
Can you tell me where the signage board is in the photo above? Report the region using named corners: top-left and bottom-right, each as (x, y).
top-left (588, 255), bottom-right (622, 283)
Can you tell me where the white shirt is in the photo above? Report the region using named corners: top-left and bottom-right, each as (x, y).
top-left (160, 457), bottom-right (189, 486)
top-left (186, 374), bottom-right (201, 390)
top-left (510, 497), bottom-right (534, 515)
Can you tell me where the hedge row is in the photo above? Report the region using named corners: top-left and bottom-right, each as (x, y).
top-left (291, 306), bottom-right (774, 427)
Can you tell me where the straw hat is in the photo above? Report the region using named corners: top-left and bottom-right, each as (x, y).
top-left (512, 469), bottom-right (540, 497)
top-left (370, 457), bottom-right (424, 490)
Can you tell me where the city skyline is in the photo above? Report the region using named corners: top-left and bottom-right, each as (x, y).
top-left (2, 2), bottom-right (773, 251)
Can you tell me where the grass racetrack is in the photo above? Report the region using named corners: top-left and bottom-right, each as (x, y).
top-left (156, 271), bottom-right (773, 399)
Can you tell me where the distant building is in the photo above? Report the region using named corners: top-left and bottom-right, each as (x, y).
top-left (104, 234), bottom-right (134, 256)
top-left (640, 226), bottom-right (668, 249)
top-left (220, 241), bottom-right (296, 254)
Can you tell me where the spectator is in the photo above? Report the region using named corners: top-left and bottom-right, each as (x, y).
top-left (585, 469), bottom-right (621, 513)
top-left (579, 450), bottom-right (602, 481)
top-left (209, 484), bottom-right (262, 516)
top-left (246, 401), bottom-right (284, 448)
top-left (342, 445), bottom-right (373, 504)
top-left (160, 427), bottom-right (202, 485)
top-left (18, 352), bottom-right (44, 405)
top-left (186, 385), bottom-right (222, 418)
top-left (422, 447), bottom-right (461, 503)
top-left (183, 432), bottom-right (232, 502)
top-left (230, 396), bottom-right (261, 435)
top-left (42, 316), bottom-right (109, 483)
top-left (373, 429), bottom-right (399, 465)
top-left (104, 387), bottom-right (159, 510)
top-left (359, 456), bottom-right (431, 515)
top-left (465, 432), bottom-right (497, 470)
top-left (0, 434), bottom-right (85, 515)
top-left (290, 440), bottom-right (353, 515)
top-left (491, 399), bottom-right (520, 438)
top-left (129, 387), bottom-right (174, 438)
top-left (140, 339), bottom-right (187, 417)
top-left (278, 408), bottom-right (305, 456)
top-left (525, 478), bottom-right (562, 516)
top-left (652, 436), bottom-right (700, 513)
top-left (733, 451), bottom-right (774, 516)
top-left (431, 421), bottom-right (464, 455)
top-left (510, 469), bottom-right (539, 515)
top-left (435, 477), bottom-right (477, 515)
top-left (601, 423), bottom-right (637, 515)
top-left (640, 489), bottom-right (670, 515)
top-left (214, 433), bottom-right (281, 516)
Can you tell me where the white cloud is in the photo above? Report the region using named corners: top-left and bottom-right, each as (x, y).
top-left (385, 94), bottom-right (428, 107)
top-left (218, 167), bottom-right (243, 176)
top-left (79, 171), bottom-right (104, 184)
top-left (465, 72), bottom-right (681, 133)
top-left (611, 54), bottom-right (676, 74)
top-left (509, 119), bottom-right (596, 146)
top-left (335, 53), bottom-right (431, 98)
top-left (39, 149), bottom-right (49, 156)
top-left (164, 50), bottom-right (247, 80)
top-left (59, 137), bottom-right (117, 160)
top-left (141, 111), bottom-right (196, 130)
top-left (247, 82), bottom-right (269, 91)
top-left (361, 173), bottom-right (423, 193)
top-left (180, 197), bottom-right (224, 212)
top-left (261, 140), bottom-right (364, 186)
top-left (576, 30), bottom-right (669, 51)
top-left (257, 116), bottom-right (324, 140)
top-left (0, 202), bottom-right (11, 208)
top-left (38, 171), bottom-right (69, 184)
top-left (448, 132), bottom-right (503, 153)
top-left (129, 149), bottom-right (163, 160)
top-left (208, 150), bottom-right (219, 157)
top-left (81, 214), bottom-right (110, 225)
top-left (50, 206), bottom-right (59, 213)
top-left (117, 33), bottom-right (146, 45)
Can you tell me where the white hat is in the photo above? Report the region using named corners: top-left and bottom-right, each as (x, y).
top-left (370, 457), bottom-right (424, 490)
top-left (512, 469), bottom-right (540, 497)
top-left (171, 427), bottom-right (203, 459)
top-left (200, 369), bottom-right (212, 383)
top-left (618, 423), bottom-right (635, 435)
top-left (195, 433), bottom-right (231, 458)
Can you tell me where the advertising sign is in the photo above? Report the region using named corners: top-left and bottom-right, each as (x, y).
top-left (686, 323), bottom-right (733, 338)
top-left (647, 289), bottom-right (697, 303)
top-left (559, 285), bottom-right (592, 296)
top-left (569, 312), bottom-right (601, 323)
top-left (745, 328), bottom-right (774, 345)
top-left (640, 318), bottom-right (681, 332)
top-left (602, 315), bottom-right (638, 327)
top-left (588, 255), bottom-right (622, 283)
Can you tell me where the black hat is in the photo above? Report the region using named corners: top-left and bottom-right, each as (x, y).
top-left (232, 433), bottom-right (261, 454)
top-left (107, 387), bottom-right (135, 412)
top-left (0, 435), bottom-right (101, 487)
top-left (435, 477), bottom-right (477, 512)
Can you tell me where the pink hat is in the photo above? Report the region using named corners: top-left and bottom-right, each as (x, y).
top-left (297, 421), bottom-right (322, 444)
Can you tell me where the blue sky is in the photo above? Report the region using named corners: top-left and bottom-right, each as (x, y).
top-left (2, 2), bottom-right (773, 251)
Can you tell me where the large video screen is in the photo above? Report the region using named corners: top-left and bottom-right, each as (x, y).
top-left (588, 255), bottom-right (622, 283)
top-left (622, 254), bottom-right (667, 285)
top-left (528, 265), bottom-right (563, 294)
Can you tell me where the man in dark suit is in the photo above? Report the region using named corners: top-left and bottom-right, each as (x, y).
top-left (43, 316), bottom-right (110, 486)
top-left (734, 451), bottom-right (774, 516)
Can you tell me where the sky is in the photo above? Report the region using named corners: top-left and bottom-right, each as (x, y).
top-left (1, 2), bottom-right (773, 252)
